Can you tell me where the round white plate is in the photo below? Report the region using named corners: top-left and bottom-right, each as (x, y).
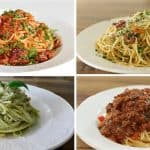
top-left (77, 18), bottom-right (150, 74)
top-left (0, 9), bottom-right (74, 72)
top-left (0, 84), bottom-right (74, 150)
top-left (77, 85), bottom-right (150, 150)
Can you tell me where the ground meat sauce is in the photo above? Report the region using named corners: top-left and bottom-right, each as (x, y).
top-left (36, 50), bottom-right (56, 63)
top-left (99, 88), bottom-right (150, 144)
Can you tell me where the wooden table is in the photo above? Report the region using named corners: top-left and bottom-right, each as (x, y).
top-left (77, 0), bottom-right (150, 74)
top-left (77, 76), bottom-right (150, 149)
top-left (0, 77), bottom-right (74, 150)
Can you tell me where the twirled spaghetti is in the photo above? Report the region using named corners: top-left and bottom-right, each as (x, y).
top-left (96, 10), bottom-right (150, 67)
top-left (98, 88), bottom-right (150, 148)
top-left (0, 81), bottom-right (39, 136)
top-left (0, 9), bottom-right (61, 65)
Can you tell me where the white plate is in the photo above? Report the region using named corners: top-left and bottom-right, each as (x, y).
top-left (77, 85), bottom-right (150, 150)
top-left (77, 18), bottom-right (150, 74)
top-left (0, 84), bottom-right (74, 150)
top-left (0, 9), bottom-right (74, 72)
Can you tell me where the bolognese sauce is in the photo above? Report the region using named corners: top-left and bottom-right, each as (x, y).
top-left (98, 88), bottom-right (150, 144)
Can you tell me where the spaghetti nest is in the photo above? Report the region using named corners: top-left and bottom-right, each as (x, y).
top-left (96, 10), bottom-right (150, 67)
top-left (0, 81), bottom-right (39, 136)
top-left (0, 9), bottom-right (61, 65)
top-left (98, 88), bottom-right (150, 148)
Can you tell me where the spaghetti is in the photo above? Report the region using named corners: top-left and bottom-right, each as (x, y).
top-left (97, 88), bottom-right (150, 147)
top-left (0, 9), bottom-right (61, 65)
top-left (0, 81), bottom-right (39, 136)
top-left (96, 10), bottom-right (150, 67)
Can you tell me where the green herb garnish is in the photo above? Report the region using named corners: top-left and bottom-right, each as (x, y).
top-left (27, 25), bottom-right (35, 34)
top-left (0, 48), bottom-right (4, 54)
top-left (44, 31), bottom-right (50, 40)
top-left (8, 81), bottom-right (29, 90)
top-left (28, 47), bottom-right (37, 59)
top-left (138, 46), bottom-right (144, 53)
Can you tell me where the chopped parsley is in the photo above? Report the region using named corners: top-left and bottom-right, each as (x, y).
top-left (27, 25), bottom-right (35, 34)
top-left (9, 41), bottom-right (24, 49)
top-left (28, 47), bottom-right (37, 59)
top-left (138, 46), bottom-right (144, 53)
top-left (2, 10), bottom-right (23, 18)
top-left (0, 48), bottom-right (4, 54)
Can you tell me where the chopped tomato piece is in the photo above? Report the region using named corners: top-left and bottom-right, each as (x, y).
top-left (133, 27), bottom-right (145, 34)
top-left (131, 132), bottom-right (140, 140)
top-left (98, 115), bottom-right (105, 122)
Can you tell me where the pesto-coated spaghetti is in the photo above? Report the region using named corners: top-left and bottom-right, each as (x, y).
top-left (96, 10), bottom-right (150, 67)
top-left (0, 81), bottom-right (39, 136)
